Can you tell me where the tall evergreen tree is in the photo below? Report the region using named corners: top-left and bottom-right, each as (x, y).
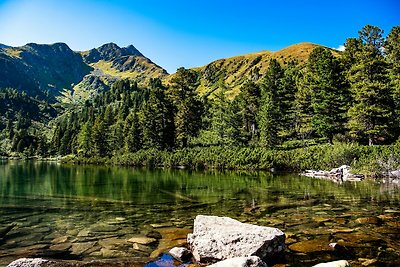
top-left (77, 121), bottom-right (92, 157)
top-left (347, 25), bottom-right (395, 145)
top-left (295, 70), bottom-right (314, 139)
top-left (92, 117), bottom-right (109, 157)
top-left (258, 59), bottom-right (281, 147)
top-left (279, 61), bottom-right (299, 137)
top-left (306, 47), bottom-right (349, 143)
top-left (124, 111), bottom-right (142, 153)
top-left (385, 26), bottom-right (400, 138)
top-left (168, 67), bottom-right (203, 147)
top-left (258, 91), bottom-right (278, 147)
top-left (237, 80), bottom-right (260, 143)
top-left (141, 88), bottom-right (175, 149)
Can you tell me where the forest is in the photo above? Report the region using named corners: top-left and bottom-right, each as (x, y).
top-left (1, 25), bottom-right (400, 174)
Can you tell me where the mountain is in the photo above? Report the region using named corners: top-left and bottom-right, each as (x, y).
top-left (0, 43), bottom-right (11, 49)
top-left (0, 42), bottom-right (168, 102)
top-left (71, 43), bottom-right (168, 102)
top-left (182, 42), bottom-right (336, 99)
top-left (0, 41), bottom-right (329, 103)
top-left (0, 43), bottom-right (92, 101)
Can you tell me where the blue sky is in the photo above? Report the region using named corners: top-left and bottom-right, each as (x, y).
top-left (0, 0), bottom-right (399, 73)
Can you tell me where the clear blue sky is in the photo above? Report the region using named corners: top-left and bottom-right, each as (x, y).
top-left (0, 0), bottom-right (399, 73)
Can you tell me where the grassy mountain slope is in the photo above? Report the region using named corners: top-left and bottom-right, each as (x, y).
top-left (0, 42), bottom-right (168, 103)
top-left (176, 42), bottom-right (337, 99)
top-left (67, 43), bottom-right (168, 102)
top-left (0, 43), bottom-right (92, 102)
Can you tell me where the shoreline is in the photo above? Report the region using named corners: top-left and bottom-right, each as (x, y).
top-left (2, 143), bottom-right (400, 179)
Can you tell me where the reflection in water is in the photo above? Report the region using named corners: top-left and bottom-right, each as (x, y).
top-left (0, 160), bottom-right (399, 266)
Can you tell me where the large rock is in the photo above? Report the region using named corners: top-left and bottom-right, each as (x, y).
top-left (312, 260), bottom-right (350, 267)
top-left (208, 256), bottom-right (268, 267)
top-left (187, 215), bottom-right (285, 262)
top-left (303, 165), bottom-right (364, 182)
top-left (7, 258), bottom-right (49, 267)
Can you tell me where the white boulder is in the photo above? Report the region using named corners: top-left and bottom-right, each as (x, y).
top-left (187, 215), bottom-right (285, 262)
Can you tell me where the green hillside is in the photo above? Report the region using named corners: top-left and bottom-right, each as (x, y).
top-left (165, 42), bottom-right (337, 99)
top-left (0, 42), bottom-right (168, 103)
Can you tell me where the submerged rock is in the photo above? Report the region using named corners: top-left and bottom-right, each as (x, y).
top-left (150, 228), bottom-right (192, 258)
top-left (168, 247), bottom-right (191, 262)
top-left (128, 236), bottom-right (157, 245)
top-left (312, 260), bottom-right (350, 267)
top-left (0, 224), bottom-right (15, 239)
top-left (208, 256), bottom-right (268, 267)
top-left (360, 258), bottom-right (378, 266)
top-left (288, 239), bottom-right (333, 253)
top-left (70, 241), bottom-right (97, 255)
top-left (187, 215), bottom-right (285, 262)
top-left (7, 258), bottom-right (49, 267)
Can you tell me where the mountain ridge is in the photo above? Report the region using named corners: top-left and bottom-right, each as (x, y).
top-left (0, 41), bottom-right (331, 102)
top-left (181, 42), bottom-right (336, 99)
top-left (0, 42), bottom-right (168, 102)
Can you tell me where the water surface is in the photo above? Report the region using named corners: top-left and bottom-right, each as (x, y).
top-left (0, 160), bottom-right (399, 266)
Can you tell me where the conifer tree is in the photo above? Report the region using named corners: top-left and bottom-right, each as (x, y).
top-left (306, 47), bottom-right (349, 143)
top-left (258, 90), bottom-right (278, 147)
top-left (124, 112), bottom-right (142, 153)
top-left (168, 67), bottom-right (203, 147)
top-left (385, 26), bottom-right (400, 138)
top-left (92, 116), bottom-right (109, 157)
top-left (258, 59), bottom-right (281, 147)
top-left (237, 80), bottom-right (260, 143)
top-left (141, 88), bottom-right (174, 149)
top-left (295, 70), bottom-right (314, 139)
top-left (347, 25), bottom-right (395, 145)
top-left (77, 121), bottom-right (92, 157)
top-left (279, 61), bottom-right (298, 136)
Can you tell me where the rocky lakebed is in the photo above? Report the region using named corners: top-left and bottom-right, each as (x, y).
top-left (1, 203), bottom-right (399, 267)
top-left (0, 163), bottom-right (399, 266)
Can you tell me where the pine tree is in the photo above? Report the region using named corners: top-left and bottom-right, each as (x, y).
top-left (258, 59), bottom-right (281, 147)
top-left (92, 117), bottom-right (108, 157)
top-left (77, 121), bottom-right (92, 157)
top-left (258, 90), bottom-right (278, 147)
top-left (347, 25), bottom-right (395, 145)
top-left (279, 61), bottom-right (298, 137)
top-left (111, 119), bottom-right (125, 154)
top-left (168, 67), bottom-right (203, 147)
top-left (237, 80), bottom-right (260, 143)
top-left (124, 112), bottom-right (142, 153)
top-left (306, 47), bottom-right (349, 143)
top-left (141, 88), bottom-right (175, 149)
top-left (385, 26), bottom-right (400, 138)
top-left (295, 70), bottom-right (314, 140)
top-left (225, 98), bottom-right (245, 145)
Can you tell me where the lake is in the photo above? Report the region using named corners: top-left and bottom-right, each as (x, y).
top-left (0, 160), bottom-right (399, 266)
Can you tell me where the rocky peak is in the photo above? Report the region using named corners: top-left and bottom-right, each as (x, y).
top-left (83, 43), bottom-right (143, 64)
top-left (122, 44), bottom-right (143, 57)
top-left (21, 42), bottom-right (76, 58)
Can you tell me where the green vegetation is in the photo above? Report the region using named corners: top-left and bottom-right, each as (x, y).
top-left (1, 24), bottom-right (400, 176)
